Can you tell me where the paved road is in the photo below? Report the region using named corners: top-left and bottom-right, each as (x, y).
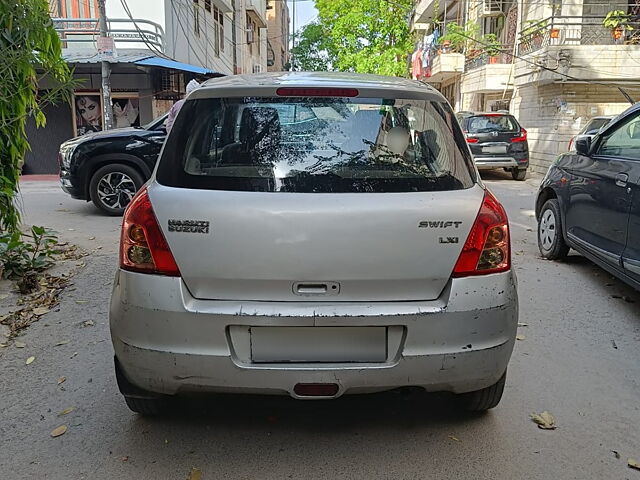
top-left (1, 173), bottom-right (639, 479)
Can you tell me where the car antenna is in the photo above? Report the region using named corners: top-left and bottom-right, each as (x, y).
top-left (617, 87), bottom-right (636, 105)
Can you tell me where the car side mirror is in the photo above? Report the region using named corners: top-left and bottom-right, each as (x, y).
top-left (575, 135), bottom-right (592, 156)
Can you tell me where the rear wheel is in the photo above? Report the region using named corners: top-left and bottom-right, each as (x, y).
top-left (538, 199), bottom-right (569, 260)
top-left (458, 372), bottom-right (506, 411)
top-left (511, 168), bottom-right (527, 181)
top-left (89, 164), bottom-right (144, 215)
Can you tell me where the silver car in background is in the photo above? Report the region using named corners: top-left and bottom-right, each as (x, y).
top-left (110, 72), bottom-right (518, 415)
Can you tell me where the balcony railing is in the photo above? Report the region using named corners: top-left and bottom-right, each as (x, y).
top-left (517, 15), bottom-right (640, 56)
top-left (52, 18), bottom-right (165, 50)
top-left (465, 49), bottom-right (513, 71)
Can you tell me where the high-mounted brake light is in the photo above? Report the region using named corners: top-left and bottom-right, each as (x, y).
top-left (511, 128), bottom-right (527, 143)
top-left (276, 87), bottom-right (359, 97)
top-left (453, 190), bottom-right (510, 277)
top-left (119, 188), bottom-right (180, 276)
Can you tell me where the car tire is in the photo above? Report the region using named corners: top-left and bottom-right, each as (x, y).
top-left (124, 396), bottom-right (168, 416)
top-left (458, 372), bottom-right (506, 411)
top-left (89, 164), bottom-right (144, 216)
top-left (537, 199), bottom-right (569, 260)
top-left (511, 168), bottom-right (527, 181)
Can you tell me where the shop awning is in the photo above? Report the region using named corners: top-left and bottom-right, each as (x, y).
top-left (134, 56), bottom-right (221, 75)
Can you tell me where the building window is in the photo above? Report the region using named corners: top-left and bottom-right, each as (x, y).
top-left (212, 6), bottom-right (224, 56)
top-left (247, 14), bottom-right (255, 54)
top-left (193, 0), bottom-right (200, 37)
top-left (205, 0), bottom-right (211, 13)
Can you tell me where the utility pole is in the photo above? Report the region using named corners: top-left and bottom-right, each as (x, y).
top-left (97, 0), bottom-right (114, 130)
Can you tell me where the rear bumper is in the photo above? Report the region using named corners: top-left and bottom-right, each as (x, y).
top-left (110, 270), bottom-right (519, 398)
top-left (474, 157), bottom-right (529, 170)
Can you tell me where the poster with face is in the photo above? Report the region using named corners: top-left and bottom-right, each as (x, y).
top-left (74, 93), bottom-right (102, 136)
top-left (112, 96), bottom-right (140, 129)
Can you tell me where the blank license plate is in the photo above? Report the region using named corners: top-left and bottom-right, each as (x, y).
top-left (482, 145), bottom-right (507, 154)
top-left (250, 326), bottom-right (387, 363)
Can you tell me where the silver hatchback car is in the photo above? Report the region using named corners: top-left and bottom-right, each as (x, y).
top-left (110, 72), bottom-right (518, 415)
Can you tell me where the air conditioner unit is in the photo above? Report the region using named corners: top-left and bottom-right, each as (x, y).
top-left (481, 0), bottom-right (503, 16)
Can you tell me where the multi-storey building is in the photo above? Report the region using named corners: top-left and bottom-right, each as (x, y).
top-left (266, 0), bottom-right (290, 71)
top-left (411, 0), bottom-right (640, 173)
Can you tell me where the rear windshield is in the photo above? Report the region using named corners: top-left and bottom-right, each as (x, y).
top-left (465, 115), bottom-right (519, 134)
top-left (157, 97), bottom-right (475, 193)
top-left (581, 118), bottom-right (611, 135)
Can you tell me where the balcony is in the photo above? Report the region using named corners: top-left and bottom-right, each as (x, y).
top-left (52, 18), bottom-right (165, 51)
top-left (514, 13), bottom-right (640, 84)
top-left (425, 52), bottom-right (465, 84)
top-left (518, 15), bottom-right (640, 56)
top-left (461, 51), bottom-right (513, 94)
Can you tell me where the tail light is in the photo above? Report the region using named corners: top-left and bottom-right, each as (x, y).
top-left (453, 190), bottom-right (510, 277)
top-left (120, 188), bottom-right (180, 276)
top-left (466, 137), bottom-right (479, 144)
top-left (511, 128), bottom-right (527, 143)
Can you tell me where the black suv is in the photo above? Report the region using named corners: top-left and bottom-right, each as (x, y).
top-left (59, 115), bottom-right (167, 215)
top-left (536, 102), bottom-right (640, 290)
top-left (458, 112), bottom-right (529, 181)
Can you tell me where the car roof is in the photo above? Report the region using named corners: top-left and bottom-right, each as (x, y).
top-left (190, 72), bottom-right (445, 101)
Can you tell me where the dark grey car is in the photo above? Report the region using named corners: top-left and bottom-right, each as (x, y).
top-left (459, 113), bottom-right (529, 181)
top-left (536, 103), bottom-right (640, 290)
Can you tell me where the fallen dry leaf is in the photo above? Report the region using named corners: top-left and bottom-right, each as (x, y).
top-left (58, 407), bottom-right (74, 416)
top-left (530, 411), bottom-right (556, 430)
top-left (629, 459), bottom-right (640, 471)
top-left (88, 236), bottom-right (96, 241)
top-left (518, 322), bottom-right (528, 327)
top-left (516, 334), bottom-right (526, 341)
top-left (448, 435), bottom-right (460, 442)
top-left (32, 307), bottom-right (50, 316)
top-left (26, 356), bottom-right (35, 365)
top-left (0, 343), bottom-right (7, 348)
top-left (14, 341), bottom-right (26, 348)
top-left (75, 300), bottom-right (88, 304)
top-left (50, 425), bottom-right (67, 437)
top-left (187, 468), bottom-right (202, 480)
top-left (82, 320), bottom-right (94, 327)
top-left (70, 352), bottom-right (78, 359)
top-left (55, 340), bottom-right (70, 346)
top-left (57, 376), bottom-right (66, 385)
top-left (612, 450), bottom-right (621, 459)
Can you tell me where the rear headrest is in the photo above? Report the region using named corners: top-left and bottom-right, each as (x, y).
top-left (239, 107), bottom-right (281, 145)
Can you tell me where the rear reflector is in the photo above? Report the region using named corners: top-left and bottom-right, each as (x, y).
top-left (119, 188), bottom-right (180, 276)
top-left (276, 87), bottom-right (359, 97)
top-left (453, 190), bottom-right (510, 277)
top-left (294, 383), bottom-right (339, 397)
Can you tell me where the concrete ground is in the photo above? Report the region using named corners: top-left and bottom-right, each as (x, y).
top-left (1, 172), bottom-right (639, 479)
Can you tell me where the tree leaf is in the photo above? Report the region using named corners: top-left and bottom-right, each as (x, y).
top-left (516, 334), bottom-right (526, 341)
top-left (530, 411), bottom-right (556, 430)
top-left (50, 425), bottom-right (67, 437)
top-left (33, 307), bottom-right (50, 316)
top-left (25, 356), bottom-right (35, 365)
top-left (58, 407), bottom-right (74, 416)
top-left (629, 459), bottom-right (640, 471)
top-left (57, 376), bottom-right (66, 385)
top-left (55, 340), bottom-right (70, 346)
top-left (187, 468), bottom-right (202, 480)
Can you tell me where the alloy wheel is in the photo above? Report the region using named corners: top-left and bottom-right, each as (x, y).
top-left (96, 172), bottom-right (136, 210)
